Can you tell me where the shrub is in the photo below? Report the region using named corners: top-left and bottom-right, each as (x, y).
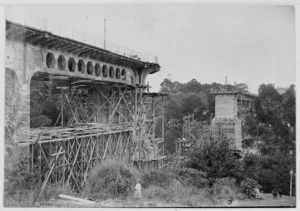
top-left (4, 153), bottom-right (39, 207)
top-left (144, 186), bottom-right (172, 202)
top-left (211, 177), bottom-right (237, 201)
top-left (141, 169), bottom-right (174, 189)
top-left (236, 192), bottom-right (247, 200)
top-left (30, 115), bottom-right (52, 128)
top-left (186, 137), bottom-right (243, 185)
top-left (143, 179), bottom-right (213, 206)
top-left (83, 160), bottom-right (139, 200)
top-left (240, 178), bottom-right (261, 198)
top-left (172, 167), bottom-right (209, 188)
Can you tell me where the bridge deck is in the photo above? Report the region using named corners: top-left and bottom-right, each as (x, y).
top-left (29, 123), bottom-right (133, 143)
top-left (6, 20), bottom-right (160, 71)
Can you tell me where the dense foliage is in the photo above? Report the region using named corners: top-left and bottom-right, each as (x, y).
top-left (171, 168), bottom-right (209, 188)
top-left (84, 160), bottom-right (139, 200)
top-left (185, 137), bottom-right (243, 185)
top-left (159, 79), bottom-right (296, 195)
top-left (4, 154), bottom-right (39, 206)
top-left (240, 178), bottom-right (261, 198)
top-left (141, 170), bottom-right (174, 189)
top-left (211, 177), bottom-right (237, 201)
top-left (243, 84), bottom-right (296, 195)
top-left (30, 80), bottom-right (61, 128)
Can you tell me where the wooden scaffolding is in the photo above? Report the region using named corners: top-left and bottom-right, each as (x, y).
top-left (176, 114), bottom-right (211, 155)
top-left (29, 80), bottom-right (166, 191)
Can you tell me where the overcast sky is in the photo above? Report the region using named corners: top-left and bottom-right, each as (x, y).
top-left (6, 4), bottom-right (296, 93)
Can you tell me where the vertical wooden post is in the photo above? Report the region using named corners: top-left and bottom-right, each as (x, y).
top-left (62, 142), bottom-right (65, 187)
top-left (61, 89), bottom-right (64, 126)
top-left (162, 96), bottom-right (165, 160)
top-left (39, 144), bottom-right (42, 183)
top-left (55, 142), bottom-right (58, 184)
top-left (96, 136), bottom-right (99, 165)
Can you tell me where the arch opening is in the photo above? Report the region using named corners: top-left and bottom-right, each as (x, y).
top-left (95, 63), bottom-right (101, 76)
top-left (121, 69), bottom-right (126, 80)
top-left (116, 68), bottom-right (120, 79)
top-left (102, 65), bottom-right (108, 77)
top-left (68, 58), bottom-right (76, 72)
top-left (58, 55), bottom-right (66, 70)
top-left (87, 62), bottom-right (94, 75)
top-left (109, 66), bottom-right (114, 78)
top-left (46, 53), bottom-right (55, 68)
top-left (78, 60), bottom-right (85, 73)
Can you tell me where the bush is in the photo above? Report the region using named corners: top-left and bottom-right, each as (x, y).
top-left (30, 115), bottom-right (52, 128)
top-left (211, 177), bottom-right (237, 201)
top-left (143, 179), bottom-right (213, 206)
top-left (141, 169), bottom-right (174, 189)
top-left (4, 153), bottom-right (39, 207)
top-left (240, 178), bottom-right (261, 198)
top-left (172, 168), bottom-right (209, 188)
top-left (144, 186), bottom-right (172, 202)
top-left (236, 193), bottom-right (247, 200)
top-left (186, 137), bottom-right (243, 185)
top-left (83, 160), bottom-right (140, 200)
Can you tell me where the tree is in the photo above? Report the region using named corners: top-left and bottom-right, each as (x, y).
top-left (282, 85), bottom-right (295, 127)
top-left (235, 83), bottom-right (249, 93)
top-left (185, 136), bottom-right (243, 185)
top-left (242, 83), bottom-right (296, 195)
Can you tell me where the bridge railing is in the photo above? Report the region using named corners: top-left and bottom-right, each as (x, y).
top-left (7, 16), bottom-right (158, 64)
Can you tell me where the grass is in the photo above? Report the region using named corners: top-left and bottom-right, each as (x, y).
top-left (4, 158), bottom-right (247, 207)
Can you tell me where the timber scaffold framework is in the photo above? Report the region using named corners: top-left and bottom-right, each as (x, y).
top-left (29, 81), bottom-right (166, 192)
top-left (176, 114), bottom-right (211, 156)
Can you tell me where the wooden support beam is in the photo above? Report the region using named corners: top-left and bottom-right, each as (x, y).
top-left (109, 89), bottom-right (127, 122)
top-left (59, 194), bottom-right (96, 205)
top-left (65, 143), bottom-right (82, 189)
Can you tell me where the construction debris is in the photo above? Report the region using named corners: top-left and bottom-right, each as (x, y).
top-left (58, 194), bottom-right (96, 205)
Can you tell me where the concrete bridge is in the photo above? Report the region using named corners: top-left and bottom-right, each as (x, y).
top-left (5, 20), bottom-right (165, 190)
top-left (5, 20), bottom-right (160, 143)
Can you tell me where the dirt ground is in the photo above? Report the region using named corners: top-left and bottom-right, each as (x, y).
top-left (230, 193), bottom-right (296, 208)
top-left (40, 193), bottom-right (296, 208)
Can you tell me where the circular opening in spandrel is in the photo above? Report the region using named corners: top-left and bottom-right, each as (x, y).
top-left (87, 62), bottom-right (94, 75)
top-left (109, 66), bottom-right (114, 78)
top-left (116, 68), bottom-right (120, 79)
top-left (46, 53), bottom-right (55, 68)
top-left (78, 60), bottom-right (85, 73)
top-left (95, 63), bottom-right (101, 76)
top-left (68, 58), bottom-right (76, 72)
top-left (58, 55), bottom-right (66, 70)
top-left (102, 65), bottom-right (108, 77)
top-left (121, 69), bottom-right (126, 80)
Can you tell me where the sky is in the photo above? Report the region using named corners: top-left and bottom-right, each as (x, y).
top-left (5, 4), bottom-right (296, 94)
